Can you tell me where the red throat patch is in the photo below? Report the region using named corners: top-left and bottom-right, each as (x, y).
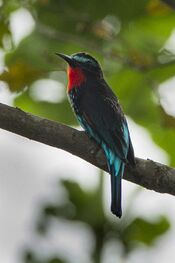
top-left (67, 66), bottom-right (86, 92)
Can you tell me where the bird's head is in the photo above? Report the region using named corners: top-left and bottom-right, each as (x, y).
top-left (56, 52), bottom-right (103, 92)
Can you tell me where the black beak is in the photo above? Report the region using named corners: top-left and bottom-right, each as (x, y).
top-left (56, 53), bottom-right (75, 66)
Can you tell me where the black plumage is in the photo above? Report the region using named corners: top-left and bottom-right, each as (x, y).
top-left (57, 52), bottom-right (135, 218)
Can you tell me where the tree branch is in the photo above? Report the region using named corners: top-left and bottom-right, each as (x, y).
top-left (0, 102), bottom-right (175, 195)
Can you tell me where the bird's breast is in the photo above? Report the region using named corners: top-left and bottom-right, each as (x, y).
top-left (68, 88), bottom-right (82, 115)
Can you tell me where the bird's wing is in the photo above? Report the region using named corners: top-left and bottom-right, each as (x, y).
top-left (78, 87), bottom-right (130, 162)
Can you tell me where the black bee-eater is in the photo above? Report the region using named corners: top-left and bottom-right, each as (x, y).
top-left (57, 52), bottom-right (135, 218)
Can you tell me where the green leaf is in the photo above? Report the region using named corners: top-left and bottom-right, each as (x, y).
top-left (121, 14), bottom-right (175, 51)
top-left (147, 62), bottom-right (175, 83)
top-left (122, 216), bottom-right (170, 252)
top-left (14, 89), bottom-right (77, 125)
top-left (109, 68), bottom-right (159, 125)
top-left (62, 180), bottom-right (105, 225)
top-left (34, 0), bottom-right (148, 30)
top-left (1, 0), bottom-right (24, 16)
top-left (48, 258), bottom-right (65, 263)
top-left (0, 18), bottom-right (11, 48)
top-left (151, 126), bottom-right (175, 165)
top-left (0, 61), bottom-right (44, 91)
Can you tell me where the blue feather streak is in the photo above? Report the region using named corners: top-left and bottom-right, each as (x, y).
top-left (102, 123), bottom-right (129, 177)
top-left (77, 115), bottom-right (130, 178)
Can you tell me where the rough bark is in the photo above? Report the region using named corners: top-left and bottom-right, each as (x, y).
top-left (0, 102), bottom-right (175, 195)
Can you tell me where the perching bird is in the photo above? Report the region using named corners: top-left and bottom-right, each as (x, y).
top-left (57, 52), bottom-right (135, 218)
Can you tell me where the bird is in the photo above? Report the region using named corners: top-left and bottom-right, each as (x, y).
top-left (56, 52), bottom-right (135, 218)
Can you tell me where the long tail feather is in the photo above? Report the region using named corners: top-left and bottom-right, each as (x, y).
top-left (110, 162), bottom-right (124, 218)
top-left (102, 143), bottom-right (125, 218)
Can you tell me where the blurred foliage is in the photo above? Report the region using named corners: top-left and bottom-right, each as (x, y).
top-left (23, 251), bottom-right (65, 263)
top-left (22, 177), bottom-right (170, 263)
top-left (0, 0), bottom-right (174, 262)
top-left (0, 0), bottom-right (175, 163)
